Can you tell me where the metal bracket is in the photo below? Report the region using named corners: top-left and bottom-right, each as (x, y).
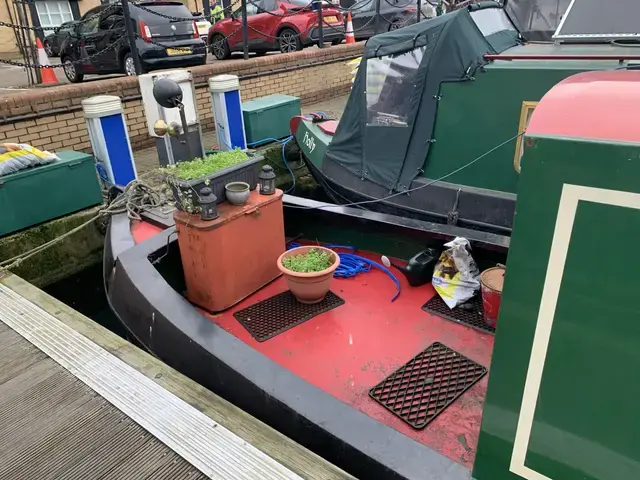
top-left (447, 188), bottom-right (461, 225)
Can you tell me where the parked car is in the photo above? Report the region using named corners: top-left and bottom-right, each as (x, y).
top-left (191, 12), bottom-right (212, 37)
top-left (60, 1), bottom-right (206, 83)
top-left (43, 21), bottom-right (78, 57)
top-left (342, 0), bottom-right (435, 39)
top-left (208, 0), bottom-right (344, 60)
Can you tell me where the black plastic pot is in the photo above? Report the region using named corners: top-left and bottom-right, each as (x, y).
top-left (169, 153), bottom-right (264, 212)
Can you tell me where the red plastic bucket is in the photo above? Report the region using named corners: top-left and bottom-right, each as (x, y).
top-left (480, 266), bottom-right (505, 329)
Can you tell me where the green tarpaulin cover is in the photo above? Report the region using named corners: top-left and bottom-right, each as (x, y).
top-left (325, 7), bottom-right (517, 192)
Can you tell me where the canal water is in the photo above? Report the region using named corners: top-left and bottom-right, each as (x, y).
top-left (44, 261), bottom-right (127, 338)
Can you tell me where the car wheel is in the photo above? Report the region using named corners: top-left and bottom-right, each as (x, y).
top-left (62, 57), bottom-right (83, 83)
top-left (331, 39), bottom-right (342, 46)
top-left (44, 41), bottom-right (54, 57)
top-left (278, 28), bottom-right (301, 54)
top-left (210, 34), bottom-right (231, 60)
top-left (123, 53), bottom-right (139, 76)
top-left (389, 20), bottom-right (405, 31)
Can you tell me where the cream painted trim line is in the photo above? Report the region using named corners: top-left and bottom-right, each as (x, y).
top-left (510, 184), bottom-right (640, 480)
top-left (0, 282), bottom-right (302, 480)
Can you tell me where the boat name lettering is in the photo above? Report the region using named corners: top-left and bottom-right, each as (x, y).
top-left (303, 132), bottom-right (316, 153)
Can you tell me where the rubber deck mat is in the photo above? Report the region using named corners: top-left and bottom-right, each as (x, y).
top-left (369, 342), bottom-right (487, 429)
top-left (422, 294), bottom-right (495, 335)
top-left (233, 290), bottom-right (344, 342)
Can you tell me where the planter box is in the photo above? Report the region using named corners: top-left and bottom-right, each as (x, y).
top-left (170, 153), bottom-right (264, 212)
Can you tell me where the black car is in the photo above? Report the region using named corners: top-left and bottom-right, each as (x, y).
top-left (43, 21), bottom-right (78, 57)
top-left (60, 1), bottom-right (206, 83)
top-left (341, 0), bottom-right (434, 39)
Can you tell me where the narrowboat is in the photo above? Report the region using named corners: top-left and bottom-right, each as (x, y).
top-left (291, 0), bottom-right (640, 236)
top-left (106, 67), bottom-right (640, 479)
top-left (104, 1), bottom-right (640, 478)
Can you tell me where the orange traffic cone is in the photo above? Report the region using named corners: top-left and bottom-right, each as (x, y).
top-left (345, 12), bottom-right (355, 44)
top-left (36, 37), bottom-right (59, 85)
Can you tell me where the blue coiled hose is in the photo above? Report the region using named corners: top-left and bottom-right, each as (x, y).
top-left (287, 243), bottom-right (401, 302)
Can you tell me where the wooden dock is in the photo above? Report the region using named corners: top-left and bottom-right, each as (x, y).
top-left (0, 272), bottom-right (355, 480)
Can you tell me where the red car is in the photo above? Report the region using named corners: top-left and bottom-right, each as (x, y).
top-left (208, 0), bottom-right (344, 59)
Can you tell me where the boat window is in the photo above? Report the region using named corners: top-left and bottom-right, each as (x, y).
top-left (505, 0), bottom-right (571, 41)
top-left (470, 7), bottom-right (516, 37)
top-left (366, 46), bottom-right (425, 126)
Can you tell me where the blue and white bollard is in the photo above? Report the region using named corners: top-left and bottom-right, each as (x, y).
top-left (209, 74), bottom-right (247, 151)
top-left (82, 95), bottom-right (137, 187)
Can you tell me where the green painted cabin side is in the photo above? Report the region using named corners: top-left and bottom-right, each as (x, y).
top-left (296, 43), bottom-right (634, 199)
top-left (473, 70), bottom-right (640, 480)
top-left (424, 44), bottom-right (630, 194)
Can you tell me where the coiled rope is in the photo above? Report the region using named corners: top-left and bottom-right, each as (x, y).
top-left (0, 179), bottom-right (164, 271)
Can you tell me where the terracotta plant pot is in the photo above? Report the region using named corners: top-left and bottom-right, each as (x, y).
top-left (277, 246), bottom-right (340, 304)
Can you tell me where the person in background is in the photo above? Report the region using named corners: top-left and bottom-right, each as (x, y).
top-left (211, 0), bottom-right (224, 22)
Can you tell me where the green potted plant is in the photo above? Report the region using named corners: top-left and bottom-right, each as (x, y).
top-left (160, 148), bottom-right (264, 213)
top-left (277, 246), bottom-right (340, 304)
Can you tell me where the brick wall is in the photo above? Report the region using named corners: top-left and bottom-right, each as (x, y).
top-left (0, 43), bottom-right (363, 153)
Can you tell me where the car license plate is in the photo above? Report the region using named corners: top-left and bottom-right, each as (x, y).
top-left (196, 22), bottom-right (208, 29)
top-left (166, 47), bottom-right (190, 56)
top-left (324, 16), bottom-right (338, 23)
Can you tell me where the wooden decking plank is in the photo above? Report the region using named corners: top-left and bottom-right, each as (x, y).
top-left (8, 403), bottom-right (135, 479)
top-left (0, 332), bottom-right (48, 385)
top-left (0, 392), bottom-right (105, 467)
top-left (0, 274), bottom-right (353, 480)
top-left (56, 422), bottom-right (153, 480)
top-left (143, 456), bottom-right (211, 480)
top-left (0, 357), bottom-right (60, 403)
top-left (0, 323), bottom-right (290, 480)
top-left (0, 374), bottom-right (93, 441)
top-left (0, 400), bottom-right (122, 479)
top-left (98, 437), bottom-right (197, 480)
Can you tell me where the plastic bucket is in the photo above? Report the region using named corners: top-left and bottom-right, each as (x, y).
top-left (480, 266), bottom-right (505, 329)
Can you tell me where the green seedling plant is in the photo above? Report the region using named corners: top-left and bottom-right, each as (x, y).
top-left (282, 248), bottom-right (333, 273)
top-left (160, 149), bottom-right (249, 181)
top-left (160, 149), bottom-right (249, 214)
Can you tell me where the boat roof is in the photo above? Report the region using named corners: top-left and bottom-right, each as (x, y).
top-left (527, 70), bottom-right (640, 145)
top-left (489, 42), bottom-right (640, 69)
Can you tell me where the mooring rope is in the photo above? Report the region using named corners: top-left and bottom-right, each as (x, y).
top-left (0, 179), bottom-right (165, 272)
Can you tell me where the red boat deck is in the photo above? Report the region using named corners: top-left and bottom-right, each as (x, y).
top-left (131, 222), bottom-right (494, 467)
top-left (203, 251), bottom-right (493, 468)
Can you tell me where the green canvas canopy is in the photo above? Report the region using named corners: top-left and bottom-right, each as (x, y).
top-left (325, 6), bottom-right (519, 192)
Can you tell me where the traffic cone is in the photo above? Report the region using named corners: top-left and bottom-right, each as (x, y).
top-left (36, 37), bottom-right (59, 85)
top-left (345, 12), bottom-right (355, 44)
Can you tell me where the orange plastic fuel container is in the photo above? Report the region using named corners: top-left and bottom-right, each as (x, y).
top-left (174, 189), bottom-right (285, 312)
